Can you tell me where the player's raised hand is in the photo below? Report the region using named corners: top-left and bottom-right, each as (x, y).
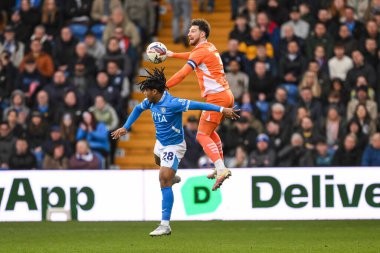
top-left (221, 107), bottom-right (240, 120)
top-left (166, 50), bottom-right (174, 57)
top-left (111, 127), bottom-right (128, 139)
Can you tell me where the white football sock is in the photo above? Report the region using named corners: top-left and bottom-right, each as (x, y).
top-left (214, 159), bottom-right (226, 174)
top-left (161, 220), bottom-right (169, 226)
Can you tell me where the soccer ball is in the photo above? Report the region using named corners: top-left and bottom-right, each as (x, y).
top-left (146, 42), bottom-right (167, 64)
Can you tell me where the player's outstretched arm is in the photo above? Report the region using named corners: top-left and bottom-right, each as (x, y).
top-left (111, 105), bottom-right (145, 139)
top-left (166, 64), bottom-right (193, 88)
top-left (166, 50), bottom-right (191, 60)
top-left (188, 101), bottom-right (240, 120)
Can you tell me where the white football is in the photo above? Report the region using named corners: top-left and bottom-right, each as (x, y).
top-left (146, 42), bottom-right (167, 64)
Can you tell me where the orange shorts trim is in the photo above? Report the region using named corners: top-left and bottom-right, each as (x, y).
top-left (198, 89), bottom-right (234, 135)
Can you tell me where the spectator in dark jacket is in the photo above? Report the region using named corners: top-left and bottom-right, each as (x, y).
top-left (42, 125), bottom-right (73, 157)
top-left (44, 70), bottom-right (76, 108)
top-left (180, 116), bottom-right (203, 169)
top-left (278, 40), bottom-right (307, 84)
top-left (9, 138), bottom-right (37, 170)
top-left (53, 27), bottom-right (78, 70)
top-left (346, 50), bottom-right (377, 89)
top-left (69, 140), bottom-right (101, 169)
top-left (68, 42), bottom-right (97, 77)
top-left (277, 132), bottom-right (314, 167)
top-left (361, 133), bottom-right (380, 166)
top-left (0, 122), bottom-right (16, 169)
top-left (249, 61), bottom-right (276, 100)
top-left (221, 38), bottom-right (248, 73)
top-left (16, 57), bottom-right (45, 101)
top-left (229, 14), bottom-right (250, 43)
top-left (33, 90), bottom-right (56, 124)
top-left (334, 24), bottom-right (358, 57)
top-left (297, 87), bottom-right (322, 121)
top-left (248, 134), bottom-right (276, 167)
top-left (332, 134), bottom-right (362, 166)
top-left (11, 0), bottom-right (41, 43)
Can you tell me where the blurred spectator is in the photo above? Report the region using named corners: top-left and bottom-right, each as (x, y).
top-left (0, 26), bottom-right (25, 67)
top-left (319, 106), bottom-right (346, 149)
top-left (64, 0), bottom-right (92, 25)
top-left (300, 3), bottom-right (316, 28)
top-left (306, 22), bottom-right (333, 59)
top-left (103, 8), bottom-right (140, 48)
top-left (55, 90), bottom-right (83, 125)
top-left (59, 113), bottom-right (77, 148)
top-left (89, 72), bottom-right (123, 116)
top-left (299, 71), bottom-right (322, 98)
top-left (347, 85), bottom-right (378, 121)
top-left (240, 0), bottom-right (258, 28)
top-left (297, 116), bottom-right (321, 150)
top-left (44, 71), bottom-right (76, 107)
top-left (169, 0), bottom-right (192, 46)
top-left (180, 116), bottom-right (203, 168)
top-left (69, 140), bottom-right (101, 169)
top-left (106, 61), bottom-right (131, 99)
top-left (239, 26), bottom-right (274, 61)
top-left (313, 139), bottom-right (333, 166)
top-left (313, 45), bottom-right (329, 75)
top-left (0, 121), bottom-right (16, 169)
top-left (346, 118), bottom-right (369, 151)
top-left (15, 0), bottom-right (42, 9)
top-left (329, 0), bottom-right (346, 23)
top-left (361, 132), bottom-right (380, 166)
top-left (91, 0), bottom-right (122, 39)
top-left (26, 111), bottom-right (49, 166)
top-left (308, 58), bottom-right (330, 93)
top-left (335, 24), bottom-right (358, 57)
top-left (68, 42), bottom-right (97, 77)
top-left (224, 116), bottom-right (258, 157)
top-left (324, 90), bottom-right (346, 118)
top-left (249, 61), bottom-right (276, 100)
top-left (250, 45), bottom-right (277, 77)
top-left (19, 39), bottom-right (54, 78)
top-left (226, 60), bottom-right (249, 102)
top-left (346, 50), bottom-right (376, 89)
top-left (9, 138), bottom-right (37, 170)
top-left (267, 103), bottom-right (291, 150)
top-left (350, 75), bottom-right (376, 101)
top-left (16, 58), bottom-right (45, 102)
top-left (293, 106), bottom-right (310, 131)
top-left (317, 8), bottom-right (339, 35)
top-left (89, 95), bottom-right (119, 131)
top-left (11, 0), bottom-right (41, 43)
top-left (279, 40), bottom-right (307, 84)
top-left (328, 43), bottom-right (353, 81)
top-left (261, 0), bottom-right (288, 26)
top-left (3, 90), bottom-right (30, 121)
top-left (240, 94), bottom-right (264, 133)
top-left (40, 0), bottom-right (63, 37)
top-left (297, 87), bottom-right (322, 121)
top-left (229, 14), bottom-right (250, 43)
top-left (343, 6), bottom-right (365, 40)
top-left (42, 144), bottom-right (69, 169)
top-left (277, 132), bottom-right (314, 166)
top-left (53, 27), bottom-right (78, 71)
top-left (30, 25), bottom-right (53, 55)
top-left (102, 37), bottom-right (133, 79)
top-left (198, 0), bottom-right (214, 13)
top-left (359, 20), bottom-right (380, 51)
top-left (123, 0), bottom-right (155, 44)
top-left (84, 31), bottom-right (106, 67)
top-left (42, 125), bottom-right (73, 157)
top-left (226, 145), bottom-right (248, 168)
top-left (248, 133), bottom-right (276, 167)
top-left (32, 90), bottom-right (55, 124)
top-left (113, 26), bottom-right (139, 69)
top-left (221, 38), bottom-right (248, 73)
top-left (270, 87), bottom-right (295, 121)
top-left (362, 38), bottom-right (378, 68)
top-left (0, 51), bottom-right (18, 104)
top-left (364, 0), bottom-right (380, 21)
top-left (281, 6), bottom-right (310, 39)
top-left (351, 104), bottom-right (377, 136)
top-left (76, 111), bottom-right (110, 160)
top-left (5, 109), bottom-right (25, 137)
top-left (279, 25), bottom-right (305, 58)
top-left (332, 133), bottom-right (362, 166)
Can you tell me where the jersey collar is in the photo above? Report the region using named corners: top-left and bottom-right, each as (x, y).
top-left (156, 90), bottom-right (168, 105)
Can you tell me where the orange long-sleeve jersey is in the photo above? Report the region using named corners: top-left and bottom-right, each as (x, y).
top-left (166, 41), bottom-right (229, 98)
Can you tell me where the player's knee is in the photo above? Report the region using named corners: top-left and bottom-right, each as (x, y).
top-left (196, 132), bottom-right (206, 142)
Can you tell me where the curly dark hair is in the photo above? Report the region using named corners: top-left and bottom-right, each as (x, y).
top-left (138, 68), bottom-right (167, 93)
top-left (191, 19), bottom-right (211, 38)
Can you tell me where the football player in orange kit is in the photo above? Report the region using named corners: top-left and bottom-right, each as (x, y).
top-left (166, 19), bottom-right (235, 191)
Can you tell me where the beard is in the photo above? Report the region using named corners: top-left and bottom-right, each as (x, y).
top-left (189, 36), bottom-right (200, 46)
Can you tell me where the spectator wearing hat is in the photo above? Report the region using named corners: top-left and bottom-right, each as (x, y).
top-left (328, 43), bottom-right (353, 81)
top-left (347, 85), bottom-right (378, 122)
top-left (42, 144), bottom-right (69, 169)
top-left (19, 39), bottom-right (54, 78)
top-left (226, 60), bottom-right (249, 102)
top-left (224, 116), bottom-right (258, 157)
top-left (9, 138), bottom-right (37, 170)
top-left (180, 116), bottom-right (204, 169)
top-left (69, 140), bottom-right (101, 169)
top-left (42, 125), bottom-right (73, 158)
top-left (26, 110), bottom-right (49, 168)
top-left (277, 132), bottom-right (314, 167)
top-left (248, 133), bottom-right (276, 167)
top-left (16, 57), bottom-right (45, 101)
top-left (281, 6), bottom-right (310, 39)
top-left (361, 132), bottom-right (380, 166)
top-left (0, 25), bottom-right (25, 67)
top-left (0, 121), bottom-right (16, 169)
top-left (332, 133), bottom-right (362, 166)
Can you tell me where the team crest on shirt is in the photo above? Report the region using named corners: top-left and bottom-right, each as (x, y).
top-left (161, 107), bottom-right (166, 113)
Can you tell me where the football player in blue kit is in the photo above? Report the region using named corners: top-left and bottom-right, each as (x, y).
top-left (111, 68), bottom-right (239, 236)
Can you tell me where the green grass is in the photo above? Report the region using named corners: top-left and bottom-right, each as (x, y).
top-left (0, 221), bottom-right (379, 253)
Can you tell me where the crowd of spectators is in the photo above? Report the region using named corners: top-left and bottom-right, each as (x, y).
top-left (180, 0), bottom-right (380, 168)
top-left (0, 0), bottom-right (161, 169)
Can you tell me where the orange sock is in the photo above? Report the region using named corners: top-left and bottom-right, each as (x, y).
top-left (196, 133), bottom-right (221, 163)
top-left (210, 131), bottom-right (223, 160)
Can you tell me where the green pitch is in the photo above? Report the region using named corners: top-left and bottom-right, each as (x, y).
top-left (0, 220), bottom-right (379, 253)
